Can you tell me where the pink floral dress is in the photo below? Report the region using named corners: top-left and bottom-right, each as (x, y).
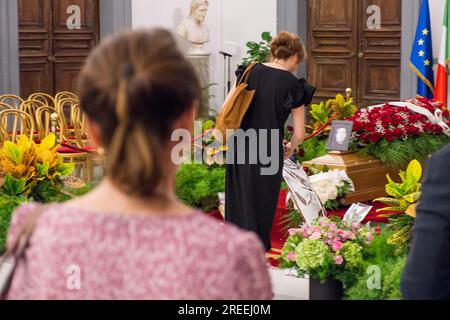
top-left (6, 203), bottom-right (273, 300)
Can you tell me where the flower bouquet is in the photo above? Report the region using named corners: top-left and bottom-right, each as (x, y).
top-left (348, 98), bottom-right (450, 168)
top-left (281, 217), bottom-right (376, 287)
top-left (309, 169), bottom-right (354, 210)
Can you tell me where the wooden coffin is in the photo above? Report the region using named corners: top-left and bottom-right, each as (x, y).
top-left (302, 152), bottom-right (398, 205)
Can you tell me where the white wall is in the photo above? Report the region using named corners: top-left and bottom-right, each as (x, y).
top-left (131, 0), bottom-right (277, 111)
top-left (428, 0), bottom-right (450, 102)
top-left (429, 0), bottom-right (444, 65)
top-left (221, 0), bottom-right (278, 74)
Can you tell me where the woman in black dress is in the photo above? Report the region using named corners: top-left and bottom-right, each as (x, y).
top-left (225, 32), bottom-right (316, 251)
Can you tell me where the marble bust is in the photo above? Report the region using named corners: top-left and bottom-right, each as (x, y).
top-left (177, 0), bottom-right (210, 55)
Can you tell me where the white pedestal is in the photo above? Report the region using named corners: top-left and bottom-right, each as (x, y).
top-left (187, 53), bottom-right (211, 117)
top-left (269, 268), bottom-right (310, 300)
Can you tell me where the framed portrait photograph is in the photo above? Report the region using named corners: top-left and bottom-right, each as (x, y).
top-left (327, 120), bottom-right (354, 152)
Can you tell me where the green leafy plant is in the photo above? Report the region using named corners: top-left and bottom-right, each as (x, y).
top-left (309, 94), bottom-right (357, 132)
top-left (284, 131), bottom-right (328, 164)
top-left (345, 228), bottom-right (407, 300)
top-left (242, 32), bottom-right (273, 66)
top-left (0, 134), bottom-right (76, 252)
top-left (374, 159), bottom-right (421, 213)
top-left (176, 164), bottom-right (226, 212)
top-left (374, 160), bottom-right (422, 247)
top-left (310, 101), bottom-right (333, 131)
top-left (328, 94), bottom-right (358, 119)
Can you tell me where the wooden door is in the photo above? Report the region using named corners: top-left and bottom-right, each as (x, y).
top-left (18, 0), bottom-right (99, 98)
top-left (52, 0), bottom-right (99, 94)
top-left (307, 0), bottom-right (358, 104)
top-left (307, 0), bottom-right (402, 107)
top-left (18, 0), bottom-right (54, 99)
top-left (357, 0), bottom-right (402, 107)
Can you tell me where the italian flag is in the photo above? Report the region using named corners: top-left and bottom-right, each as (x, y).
top-left (435, 0), bottom-right (450, 106)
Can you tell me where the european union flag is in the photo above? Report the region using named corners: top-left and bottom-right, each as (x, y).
top-left (410, 0), bottom-right (435, 99)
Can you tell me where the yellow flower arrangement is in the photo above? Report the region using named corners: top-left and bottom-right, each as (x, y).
top-left (0, 134), bottom-right (78, 252)
top-left (0, 134), bottom-right (74, 199)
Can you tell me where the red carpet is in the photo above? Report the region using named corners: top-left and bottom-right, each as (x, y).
top-left (207, 189), bottom-right (392, 267)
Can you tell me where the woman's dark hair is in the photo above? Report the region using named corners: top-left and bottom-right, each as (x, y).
top-left (270, 31), bottom-right (306, 62)
top-left (77, 29), bottom-right (200, 198)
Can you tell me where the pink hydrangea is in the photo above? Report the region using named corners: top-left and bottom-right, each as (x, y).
top-left (352, 223), bottom-right (361, 230)
top-left (288, 229), bottom-right (301, 236)
top-left (320, 219), bottom-right (328, 227)
top-left (310, 232), bottom-right (322, 240)
top-left (287, 252), bottom-right (296, 262)
top-left (332, 240), bottom-right (343, 252)
top-left (335, 256), bottom-right (344, 265)
top-left (311, 226), bottom-right (322, 234)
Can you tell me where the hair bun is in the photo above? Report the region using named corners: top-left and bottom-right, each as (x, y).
top-left (270, 31), bottom-right (306, 61)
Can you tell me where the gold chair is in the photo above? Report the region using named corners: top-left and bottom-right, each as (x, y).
top-left (0, 109), bottom-right (35, 144)
top-left (20, 99), bottom-right (49, 140)
top-left (0, 94), bottom-right (24, 109)
top-left (34, 106), bottom-right (61, 141)
top-left (28, 93), bottom-right (56, 109)
top-left (56, 97), bottom-right (79, 135)
top-left (0, 102), bottom-right (14, 112)
top-left (20, 99), bottom-right (48, 118)
top-left (48, 112), bottom-right (92, 183)
top-left (70, 105), bottom-right (91, 147)
top-left (55, 92), bottom-right (78, 105)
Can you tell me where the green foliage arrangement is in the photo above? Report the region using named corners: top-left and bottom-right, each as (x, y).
top-left (373, 160), bottom-right (422, 247)
top-left (176, 164), bottom-right (226, 212)
top-left (298, 136), bottom-right (328, 163)
top-left (359, 134), bottom-right (449, 169)
top-left (242, 32), bottom-right (273, 66)
top-left (345, 228), bottom-right (407, 300)
top-left (309, 94), bottom-right (357, 132)
top-left (284, 131), bottom-right (327, 164)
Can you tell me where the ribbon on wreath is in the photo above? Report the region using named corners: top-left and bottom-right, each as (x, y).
top-left (368, 101), bottom-right (450, 137)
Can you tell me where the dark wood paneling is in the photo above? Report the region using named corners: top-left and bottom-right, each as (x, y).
top-left (308, 0), bottom-right (357, 103)
top-left (307, 0), bottom-right (402, 107)
top-left (18, 0), bottom-right (99, 97)
top-left (18, 0), bottom-right (53, 98)
top-left (357, 0), bottom-right (401, 106)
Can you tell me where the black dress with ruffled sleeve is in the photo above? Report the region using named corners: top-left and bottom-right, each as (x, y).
top-left (225, 63), bottom-right (315, 251)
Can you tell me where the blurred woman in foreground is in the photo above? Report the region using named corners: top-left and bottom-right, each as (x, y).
top-left (5, 29), bottom-right (272, 300)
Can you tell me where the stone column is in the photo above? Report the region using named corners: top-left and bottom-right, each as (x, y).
top-left (187, 53), bottom-right (211, 118)
top-left (0, 0), bottom-right (20, 95)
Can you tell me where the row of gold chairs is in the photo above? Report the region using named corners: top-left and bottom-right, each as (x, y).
top-left (0, 92), bottom-right (103, 184)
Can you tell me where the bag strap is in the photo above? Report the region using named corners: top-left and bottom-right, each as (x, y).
top-left (238, 62), bottom-right (259, 86)
top-left (0, 204), bottom-right (46, 299)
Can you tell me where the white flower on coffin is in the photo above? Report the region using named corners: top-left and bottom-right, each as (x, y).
top-left (311, 180), bottom-right (336, 204)
top-left (308, 170), bottom-right (355, 205)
